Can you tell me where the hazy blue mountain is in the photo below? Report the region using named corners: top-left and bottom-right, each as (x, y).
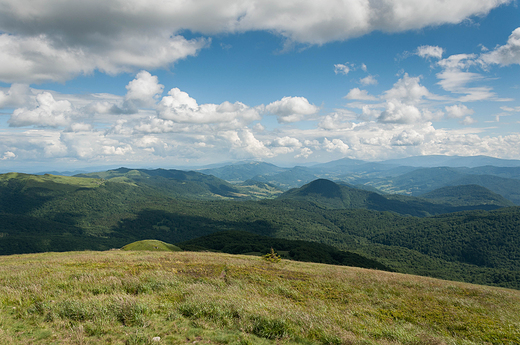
top-left (200, 161), bottom-right (285, 182)
top-left (381, 155), bottom-right (520, 168)
top-left (464, 166), bottom-right (520, 180)
top-left (379, 167), bottom-right (466, 195)
top-left (310, 158), bottom-right (367, 172)
top-left (252, 166), bottom-right (318, 190)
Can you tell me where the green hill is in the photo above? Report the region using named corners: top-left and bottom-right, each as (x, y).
top-left (448, 174), bottom-right (520, 205)
top-left (121, 239), bottom-right (182, 252)
top-left (0, 250), bottom-right (519, 344)
top-left (421, 184), bottom-right (515, 207)
top-left (76, 167), bottom-right (243, 199)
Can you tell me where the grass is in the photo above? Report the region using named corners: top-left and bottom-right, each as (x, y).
top-left (0, 250), bottom-right (519, 344)
top-left (0, 173), bottom-right (105, 192)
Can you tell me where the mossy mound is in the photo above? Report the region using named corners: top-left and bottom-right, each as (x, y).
top-left (121, 239), bottom-right (182, 252)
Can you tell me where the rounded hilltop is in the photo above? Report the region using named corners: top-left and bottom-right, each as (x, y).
top-left (121, 239), bottom-right (182, 252)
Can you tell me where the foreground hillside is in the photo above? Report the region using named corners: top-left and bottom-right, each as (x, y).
top-left (1, 250), bottom-right (519, 345)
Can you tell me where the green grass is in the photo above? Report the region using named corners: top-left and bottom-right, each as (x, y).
top-left (1, 250), bottom-right (519, 344)
top-left (121, 240), bottom-right (182, 252)
top-left (0, 173), bottom-right (105, 192)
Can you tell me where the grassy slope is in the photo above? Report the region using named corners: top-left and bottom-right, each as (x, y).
top-left (0, 250), bottom-right (519, 345)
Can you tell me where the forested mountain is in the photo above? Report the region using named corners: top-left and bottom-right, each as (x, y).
top-left (2, 158), bottom-right (520, 290)
top-left (278, 179), bottom-right (508, 216)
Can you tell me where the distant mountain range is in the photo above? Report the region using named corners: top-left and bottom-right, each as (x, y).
top-left (278, 179), bottom-right (513, 216)
top-left (196, 156), bottom-right (520, 205)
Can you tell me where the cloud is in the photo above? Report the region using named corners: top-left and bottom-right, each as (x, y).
top-left (416, 45), bottom-right (444, 59)
top-left (383, 74), bottom-right (432, 103)
top-left (236, 129), bottom-right (273, 158)
top-left (9, 92), bottom-right (76, 127)
top-left (435, 54), bottom-right (498, 102)
top-left (391, 130), bottom-right (425, 146)
top-left (501, 106), bottom-right (520, 112)
top-left (0, 83), bottom-right (31, 108)
top-left (378, 100), bottom-right (424, 124)
top-left (157, 88), bottom-right (261, 125)
top-left (271, 136), bottom-right (302, 148)
top-left (67, 122), bottom-right (93, 132)
top-left (445, 104), bottom-right (474, 119)
top-left (323, 138), bottom-right (349, 154)
top-left (233, 0), bottom-right (510, 44)
top-left (344, 88), bottom-right (378, 101)
top-left (266, 96), bottom-right (319, 123)
top-left (318, 112), bottom-right (355, 130)
top-left (125, 71), bottom-right (164, 108)
top-left (334, 63), bottom-right (350, 75)
top-left (0, 0), bottom-right (511, 83)
top-left (0, 32), bottom-right (208, 83)
top-left (1, 151), bottom-right (15, 160)
top-left (481, 27), bottom-right (520, 66)
top-left (269, 136), bottom-right (303, 155)
top-left (462, 116), bottom-right (477, 125)
top-left (359, 75), bottom-right (378, 86)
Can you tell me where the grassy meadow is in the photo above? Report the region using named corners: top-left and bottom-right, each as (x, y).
top-left (0, 250), bottom-right (519, 345)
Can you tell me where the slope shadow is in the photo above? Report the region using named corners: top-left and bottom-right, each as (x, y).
top-left (110, 209), bottom-right (277, 245)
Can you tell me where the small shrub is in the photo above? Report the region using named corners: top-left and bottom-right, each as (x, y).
top-left (262, 248), bottom-right (281, 263)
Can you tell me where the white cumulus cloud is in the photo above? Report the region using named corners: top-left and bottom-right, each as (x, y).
top-left (416, 45), bottom-right (444, 59)
top-left (323, 138), bottom-right (349, 154)
top-left (481, 27), bottom-right (520, 66)
top-left (359, 75), bottom-right (378, 86)
top-left (157, 88), bottom-right (260, 125)
top-left (445, 104), bottom-right (474, 119)
top-left (345, 88), bottom-right (378, 101)
top-left (266, 96), bottom-right (319, 123)
top-left (125, 71), bottom-right (164, 108)
top-left (9, 92), bottom-right (76, 127)
top-left (334, 63), bottom-right (350, 75)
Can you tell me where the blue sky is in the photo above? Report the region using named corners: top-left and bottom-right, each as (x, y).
top-left (0, 0), bottom-right (519, 172)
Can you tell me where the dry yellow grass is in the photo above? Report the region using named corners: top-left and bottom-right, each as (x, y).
top-left (0, 250), bottom-right (519, 344)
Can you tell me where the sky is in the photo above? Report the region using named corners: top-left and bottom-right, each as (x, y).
top-left (0, 0), bottom-right (520, 172)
